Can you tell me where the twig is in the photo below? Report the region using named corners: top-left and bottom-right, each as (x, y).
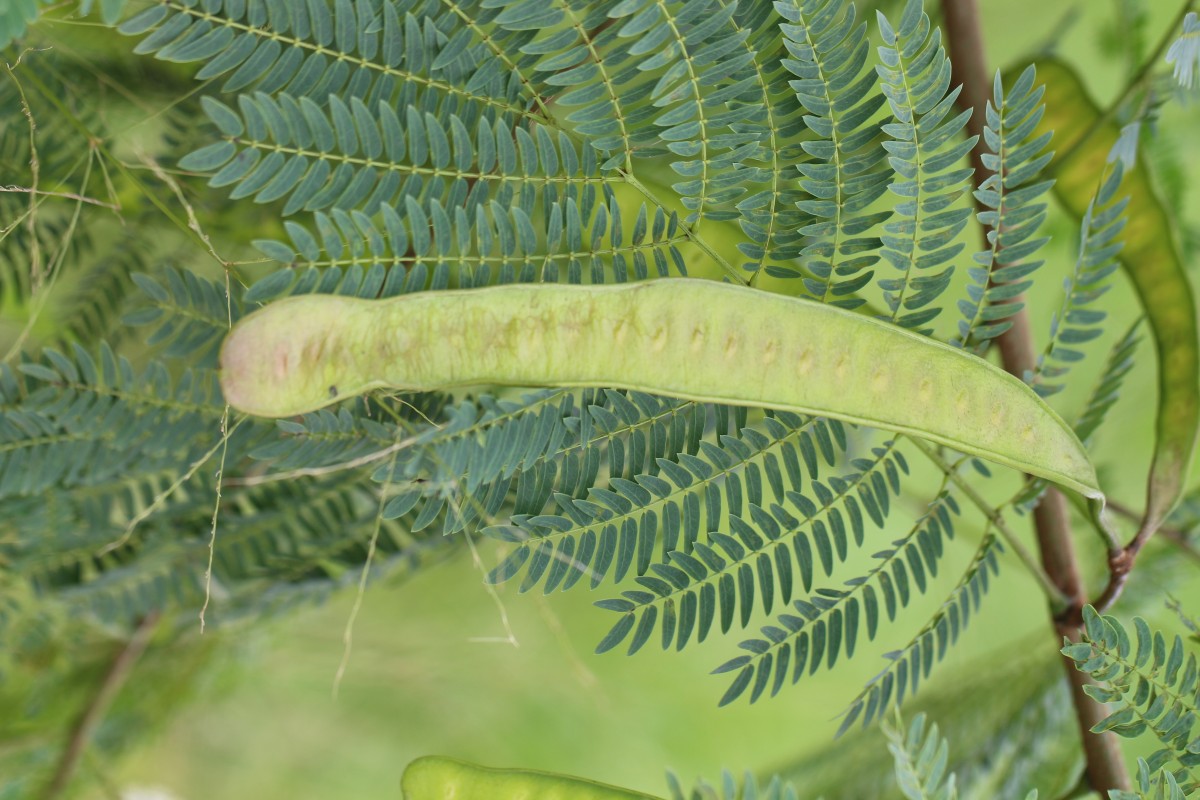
top-left (941, 0), bottom-right (1131, 791)
top-left (98, 418), bottom-right (245, 555)
top-left (1092, 501), bottom-right (1200, 611)
top-left (222, 434), bottom-right (420, 487)
top-left (0, 185), bottom-right (119, 210)
top-left (909, 440), bottom-right (1071, 611)
top-left (5, 62), bottom-right (43, 295)
top-left (140, 154), bottom-right (231, 271)
top-left (40, 613), bottom-right (160, 800)
top-left (200, 253), bottom-right (237, 633)
top-left (332, 449), bottom-right (402, 698)
top-left (19, 66), bottom-right (250, 288)
top-left (1094, 528), bottom-right (1164, 612)
top-left (1106, 499), bottom-right (1200, 565)
top-left (199, 404), bottom-right (232, 633)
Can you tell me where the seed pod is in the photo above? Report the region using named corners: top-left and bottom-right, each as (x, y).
top-left (219, 279), bottom-right (1102, 501)
top-left (400, 756), bottom-right (661, 799)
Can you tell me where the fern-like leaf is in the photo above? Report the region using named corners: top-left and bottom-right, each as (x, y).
top-left (715, 479), bottom-right (956, 706)
top-left (778, 0), bottom-right (889, 307)
top-left (1111, 759), bottom-right (1190, 800)
top-left (838, 529), bottom-right (1002, 734)
top-left (1031, 164), bottom-right (1128, 397)
top-left (122, 268), bottom-right (240, 364)
top-left (883, 712), bottom-right (957, 800)
top-left (665, 769), bottom-right (799, 800)
top-left (489, 415), bottom-right (853, 595)
top-left (1064, 606), bottom-right (1200, 791)
top-left (1073, 318), bottom-right (1141, 444)
top-left (873, 0), bottom-right (976, 334)
top-left (954, 66), bottom-right (1053, 349)
top-left (596, 439), bottom-right (907, 660)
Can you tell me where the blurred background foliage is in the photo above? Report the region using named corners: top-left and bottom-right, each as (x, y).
top-left (1, 0), bottom-right (1198, 798)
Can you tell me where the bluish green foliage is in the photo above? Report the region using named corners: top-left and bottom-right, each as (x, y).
top-left (955, 66), bottom-right (1052, 349)
top-left (874, 0), bottom-right (975, 334)
top-left (1032, 165), bottom-right (1128, 398)
top-left (712, 469), bottom-right (966, 708)
top-left (884, 713), bottom-right (958, 800)
top-left (665, 769), bottom-right (799, 800)
top-left (0, 0), bottom-right (130, 48)
top-left (124, 268), bottom-right (243, 364)
top-left (0, 337), bottom-right (451, 628)
top-left (836, 526), bottom-right (1000, 734)
top-left (777, 0), bottom-right (889, 305)
top-left (1012, 320), bottom-right (1141, 514)
top-left (1113, 762), bottom-right (1190, 796)
top-left (882, 711), bottom-right (1041, 800)
top-left (1111, 759), bottom-right (1190, 800)
top-left (3, 0), bottom-right (1154, 754)
top-left (1166, 12), bottom-right (1200, 90)
top-left (1072, 319), bottom-right (1141, 445)
top-left (0, 0), bottom-right (52, 49)
top-left (1064, 606), bottom-right (1200, 792)
top-left (589, 431), bottom-right (902, 661)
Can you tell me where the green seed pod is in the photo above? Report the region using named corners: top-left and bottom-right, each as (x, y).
top-left (400, 756), bottom-right (661, 799)
top-left (219, 279), bottom-right (1101, 501)
top-left (1030, 57), bottom-right (1199, 538)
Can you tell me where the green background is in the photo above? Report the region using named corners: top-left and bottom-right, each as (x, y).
top-left (6, 0), bottom-right (1196, 797)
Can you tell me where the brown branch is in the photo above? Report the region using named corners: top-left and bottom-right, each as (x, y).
top-left (940, 0), bottom-right (1131, 792)
top-left (40, 613), bottom-right (160, 800)
top-left (1094, 497), bottom-right (1198, 612)
top-left (1093, 538), bottom-right (1143, 612)
top-left (0, 185), bottom-right (120, 210)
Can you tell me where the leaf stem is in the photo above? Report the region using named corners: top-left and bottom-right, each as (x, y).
top-left (40, 613), bottom-right (160, 800)
top-left (908, 439), bottom-right (1070, 613)
top-left (617, 171), bottom-right (743, 284)
top-left (1093, 499), bottom-right (1200, 612)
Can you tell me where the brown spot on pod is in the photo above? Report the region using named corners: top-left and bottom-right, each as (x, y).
top-left (273, 344), bottom-right (291, 381)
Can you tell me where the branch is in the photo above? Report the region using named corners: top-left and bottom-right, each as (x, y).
top-left (940, 0), bottom-right (1131, 791)
top-left (1106, 499), bottom-right (1200, 565)
top-left (1092, 500), bottom-right (1200, 611)
top-left (909, 439), bottom-right (1070, 612)
top-left (40, 613), bottom-right (161, 800)
top-left (0, 185), bottom-right (120, 210)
